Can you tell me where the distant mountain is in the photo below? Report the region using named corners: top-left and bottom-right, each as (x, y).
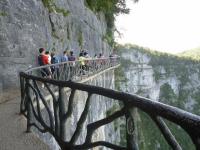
top-left (115, 45), bottom-right (200, 150)
top-left (178, 48), bottom-right (200, 60)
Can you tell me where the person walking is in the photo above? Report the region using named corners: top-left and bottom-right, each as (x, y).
top-left (37, 48), bottom-right (51, 79)
top-left (79, 52), bottom-right (86, 75)
top-left (68, 51), bottom-right (76, 78)
top-left (51, 52), bottom-right (60, 79)
top-left (61, 50), bottom-right (68, 62)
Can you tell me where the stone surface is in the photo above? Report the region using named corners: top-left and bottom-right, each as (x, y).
top-left (0, 90), bottom-right (50, 150)
top-left (117, 48), bottom-right (200, 149)
top-left (0, 0), bottom-right (111, 91)
top-left (0, 1), bottom-right (117, 148)
top-left (122, 49), bottom-right (200, 115)
top-left (120, 49), bottom-right (200, 110)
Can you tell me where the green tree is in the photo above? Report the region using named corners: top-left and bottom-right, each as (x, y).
top-left (85, 0), bottom-right (138, 46)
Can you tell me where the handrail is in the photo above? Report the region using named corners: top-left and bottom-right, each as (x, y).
top-left (19, 57), bottom-right (200, 150)
top-left (25, 57), bottom-right (116, 73)
top-left (25, 57), bottom-right (120, 82)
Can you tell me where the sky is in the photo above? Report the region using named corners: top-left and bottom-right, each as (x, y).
top-left (115, 0), bottom-right (200, 54)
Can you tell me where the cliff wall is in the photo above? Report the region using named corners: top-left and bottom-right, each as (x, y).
top-left (0, 0), bottom-right (111, 91)
top-left (0, 1), bottom-right (120, 149)
top-left (116, 47), bottom-right (200, 149)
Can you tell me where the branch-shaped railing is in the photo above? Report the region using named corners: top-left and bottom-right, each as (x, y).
top-left (19, 57), bottom-right (200, 150)
top-left (25, 57), bottom-right (120, 82)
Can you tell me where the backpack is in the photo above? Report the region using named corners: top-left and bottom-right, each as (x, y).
top-left (51, 56), bottom-right (59, 64)
top-left (38, 55), bottom-right (44, 66)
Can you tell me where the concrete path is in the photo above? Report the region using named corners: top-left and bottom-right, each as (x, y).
top-left (0, 89), bottom-right (49, 150)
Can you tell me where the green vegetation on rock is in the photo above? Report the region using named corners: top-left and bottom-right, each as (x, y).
top-left (106, 103), bottom-right (126, 146)
top-left (117, 44), bottom-right (199, 83)
top-left (115, 44), bottom-right (200, 149)
top-left (85, 0), bottom-right (138, 46)
top-left (192, 89), bottom-right (200, 114)
top-left (136, 110), bottom-right (195, 150)
top-left (136, 110), bottom-right (170, 150)
top-left (42, 0), bottom-right (70, 16)
top-left (159, 83), bottom-right (178, 105)
top-left (51, 31), bottom-right (60, 39)
top-left (77, 30), bottom-right (83, 48)
top-left (114, 65), bottom-right (128, 91)
top-left (179, 47), bottom-right (200, 60)
top-left (103, 32), bottom-right (114, 46)
top-left (0, 11), bottom-right (7, 16)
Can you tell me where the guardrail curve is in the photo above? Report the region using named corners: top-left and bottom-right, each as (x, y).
top-left (19, 57), bottom-right (200, 150)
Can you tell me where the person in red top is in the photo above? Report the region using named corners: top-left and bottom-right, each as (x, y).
top-left (43, 51), bottom-right (51, 65)
top-left (38, 48), bottom-right (51, 78)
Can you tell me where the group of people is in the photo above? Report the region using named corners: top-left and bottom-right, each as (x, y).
top-left (38, 48), bottom-right (75, 66)
top-left (38, 48), bottom-right (106, 66)
top-left (37, 48), bottom-right (107, 77)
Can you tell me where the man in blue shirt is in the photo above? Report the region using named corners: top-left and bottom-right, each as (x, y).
top-left (61, 51), bottom-right (68, 62)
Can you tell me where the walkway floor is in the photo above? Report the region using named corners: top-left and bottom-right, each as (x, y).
top-left (0, 89), bottom-right (49, 150)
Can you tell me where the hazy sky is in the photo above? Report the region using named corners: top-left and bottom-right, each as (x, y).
top-left (115, 0), bottom-right (200, 53)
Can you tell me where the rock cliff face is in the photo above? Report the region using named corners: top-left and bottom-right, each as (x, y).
top-left (116, 47), bottom-right (200, 149)
top-left (0, 1), bottom-right (120, 149)
top-left (0, 0), bottom-right (111, 91)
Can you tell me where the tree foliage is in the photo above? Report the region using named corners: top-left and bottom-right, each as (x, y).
top-left (179, 47), bottom-right (200, 60)
top-left (85, 0), bottom-right (130, 29)
top-left (85, 0), bottom-right (138, 46)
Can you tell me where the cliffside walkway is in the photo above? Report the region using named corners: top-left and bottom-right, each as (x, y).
top-left (0, 57), bottom-right (119, 150)
top-left (19, 57), bottom-right (200, 150)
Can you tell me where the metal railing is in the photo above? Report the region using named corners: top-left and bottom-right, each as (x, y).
top-left (25, 57), bottom-right (120, 82)
top-left (19, 57), bottom-right (200, 150)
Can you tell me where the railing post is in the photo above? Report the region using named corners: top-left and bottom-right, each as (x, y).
top-left (59, 87), bottom-right (67, 141)
top-left (25, 79), bottom-right (33, 132)
top-left (20, 75), bottom-right (25, 114)
top-left (151, 116), bottom-right (182, 150)
top-left (126, 108), bottom-right (138, 150)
